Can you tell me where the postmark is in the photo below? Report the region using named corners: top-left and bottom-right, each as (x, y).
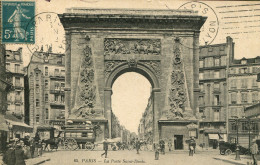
top-left (2, 1), bottom-right (35, 44)
top-left (25, 12), bottom-right (70, 56)
top-left (179, 2), bottom-right (219, 46)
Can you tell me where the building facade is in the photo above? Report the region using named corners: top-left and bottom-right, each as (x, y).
top-left (228, 57), bottom-right (260, 119)
top-left (5, 48), bottom-right (25, 121)
top-left (198, 36), bottom-right (234, 148)
top-left (138, 94), bottom-right (153, 144)
top-left (25, 50), bottom-right (65, 131)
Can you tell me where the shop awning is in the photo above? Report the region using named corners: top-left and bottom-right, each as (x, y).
top-left (208, 134), bottom-right (219, 139)
top-left (6, 119), bottom-right (33, 133)
top-left (0, 115), bottom-right (9, 131)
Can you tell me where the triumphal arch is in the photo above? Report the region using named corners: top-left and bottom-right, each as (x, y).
top-left (59, 8), bottom-right (206, 148)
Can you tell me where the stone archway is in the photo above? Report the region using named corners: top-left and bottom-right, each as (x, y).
top-left (59, 8), bottom-right (205, 145)
top-left (104, 60), bottom-right (161, 141)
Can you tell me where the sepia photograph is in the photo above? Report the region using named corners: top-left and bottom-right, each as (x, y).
top-left (0, 0), bottom-right (260, 164)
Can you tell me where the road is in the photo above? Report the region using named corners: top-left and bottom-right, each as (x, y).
top-left (43, 150), bottom-right (231, 165)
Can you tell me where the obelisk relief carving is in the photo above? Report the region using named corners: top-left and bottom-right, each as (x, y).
top-left (71, 44), bottom-right (98, 119)
top-left (166, 38), bottom-right (195, 120)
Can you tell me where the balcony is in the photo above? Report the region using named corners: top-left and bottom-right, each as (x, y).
top-left (50, 88), bottom-right (65, 94)
top-left (49, 73), bottom-right (65, 80)
top-left (50, 100), bottom-right (65, 107)
top-left (213, 102), bottom-right (221, 106)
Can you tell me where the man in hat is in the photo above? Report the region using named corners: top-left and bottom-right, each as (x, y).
top-left (3, 143), bottom-right (16, 165)
top-left (101, 138), bottom-right (109, 158)
top-left (135, 138), bottom-right (141, 154)
top-left (14, 143), bottom-right (26, 165)
top-left (251, 139), bottom-right (259, 165)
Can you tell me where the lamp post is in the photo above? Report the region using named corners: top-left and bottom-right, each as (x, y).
top-left (232, 116), bottom-right (240, 160)
top-left (202, 115), bottom-right (206, 149)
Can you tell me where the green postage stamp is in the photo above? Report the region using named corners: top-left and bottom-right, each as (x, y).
top-left (2, 1), bottom-right (35, 44)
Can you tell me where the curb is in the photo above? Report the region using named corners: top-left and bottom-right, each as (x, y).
top-left (31, 158), bottom-right (51, 165)
top-left (214, 157), bottom-right (246, 165)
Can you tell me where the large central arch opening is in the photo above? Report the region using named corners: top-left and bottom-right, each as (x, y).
top-left (111, 72), bottom-right (152, 134)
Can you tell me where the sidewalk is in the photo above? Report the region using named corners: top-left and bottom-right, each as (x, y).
top-left (0, 152), bottom-right (51, 165)
top-left (214, 154), bottom-right (259, 165)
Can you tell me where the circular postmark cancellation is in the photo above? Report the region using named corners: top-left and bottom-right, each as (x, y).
top-left (25, 12), bottom-right (70, 56)
top-left (178, 2), bottom-right (219, 47)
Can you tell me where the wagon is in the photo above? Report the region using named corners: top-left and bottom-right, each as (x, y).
top-left (62, 125), bottom-right (96, 151)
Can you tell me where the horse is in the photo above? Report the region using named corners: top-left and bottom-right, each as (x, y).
top-left (42, 131), bottom-right (63, 151)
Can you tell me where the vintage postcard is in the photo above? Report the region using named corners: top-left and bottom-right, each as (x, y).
top-left (1, 0), bottom-right (260, 165)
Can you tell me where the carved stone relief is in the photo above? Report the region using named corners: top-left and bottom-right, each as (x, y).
top-left (104, 38), bottom-right (161, 55)
top-left (77, 45), bottom-right (97, 112)
top-left (104, 60), bottom-right (125, 78)
top-left (143, 61), bottom-right (161, 79)
top-left (166, 38), bottom-right (188, 120)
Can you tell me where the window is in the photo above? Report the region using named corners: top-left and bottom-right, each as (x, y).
top-left (54, 69), bottom-right (59, 76)
top-left (241, 79), bottom-right (247, 88)
top-left (61, 95), bottom-right (65, 103)
top-left (252, 92), bottom-right (259, 103)
top-left (15, 77), bottom-right (20, 86)
top-left (36, 114), bottom-right (40, 124)
top-left (61, 83), bottom-right (65, 91)
top-left (6, 63), bottom-right (10, 71)
top-left (45, 94), bottom-right (48, 102)
top-left (199, 96), bottom-right (204, 106)
top-left (221, 56), bottom-right (226, 66)
top-left (15, 105), bottom-right (20, 112)
top-left (231, 93), bottom-right (237, 104)
top-left (45, 109), bottom-right (49, 119)
top-left (214, 58), bottom-right (220, 66)
top-left (214, 71), bottom-right (220, 78)
top-left (214, 83), bottom-right (220, 91)
top-left (252, 79), bottom-right (258, 88)
top-left (199, 84), bottom-right (204, 92)
top-left (15, 91), bottom-right (21, 101)
top-left (240, 68), bottom-right (248, 74)
top-left (241, 93), bottom-right (248, 103)
top-left (45, 80), bottom-right (48, 88)
top-left (45, 67), bottom-right (48, 76)
top-left (231, 122), bottom-right (237, 131)
top-left (199, 73), bottom-right (204, 80)
top-left (199, 60), bottom-right (204, 68)
top-left (15, 54), bottom-right (20, 61)
top-left (15, 64), bottom-right (20, 73)
top-left (213, 109), bottom-right (220, 121)
top-left (242, 122), bottom-right (248, 131)
top-left (230, 68), bottom-right (235, 74)
top-left (36, 99), bottom-right (40, 107)
top-left (36, 84), bottom-right (40, 93)
top-left (55, 82), bottom-right (59, 90)
top-left (241, 60), bottom-right (247, 65)
top-left (205, 57), bottom-right (214, 67)
top-left (54, 94), bottom-right (59, 102)
top-left (61, 70), bottom-right (65, 76)
top-left (252, 67), bottom-right (259, 73)
top-left (230, 79), bottom-right (237, 89)
top-left (214, 95), bottom-right (220, 105)
top-left (199, 108), bottom-right (204, 113)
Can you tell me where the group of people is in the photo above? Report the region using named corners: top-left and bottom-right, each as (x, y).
top-left (2, 134), bottom-right (44, 165)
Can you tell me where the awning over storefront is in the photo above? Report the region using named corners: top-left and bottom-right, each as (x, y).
top-left (0, 114), bottom-right (8, 131)
top-left (208, 134), bottom-right (219, 139)
top-left (6, 119), bottom-right (33, 133)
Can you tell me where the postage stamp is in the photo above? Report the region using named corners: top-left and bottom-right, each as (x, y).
top-left (2, 1), bottom-right (35, 44)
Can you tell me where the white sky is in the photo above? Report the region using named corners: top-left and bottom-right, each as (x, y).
top-left (5, 0), bottom-right (260, 133)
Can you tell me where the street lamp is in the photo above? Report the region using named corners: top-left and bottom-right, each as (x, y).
top-left (202, 115), bottom-right (206, 149)
top-left (232, 116), bottom-right (240, 160)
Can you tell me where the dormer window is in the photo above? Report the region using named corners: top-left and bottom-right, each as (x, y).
top-left (241, 60), bottom-right (247, 65)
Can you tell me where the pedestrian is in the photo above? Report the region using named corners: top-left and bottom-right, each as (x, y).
top-left (189, 138), bottom-right (195, 156)
top-left (155, 144), bottom-right (160, 160)
top-left (36, 139), bottom-right (43, 156)
top-left (168, 139), bottom-right (172, 152)
top-left (135, 138), bottom-right (141, 154)
top-left (250, 139), bottom-right (259, 165)
top-left (29, 137), bottom-right (35, 158)
top-left (159, 140), bottom-right (165, 155)
top-left (3, 143), bottom-right (16, 165)
top-left (101, 138), bottom-right (109, 158)
top-left (14, 144), bottom-right (26, 165)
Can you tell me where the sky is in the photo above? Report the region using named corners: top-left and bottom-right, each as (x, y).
top-left (5, 0), bottom-right (260, 133)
